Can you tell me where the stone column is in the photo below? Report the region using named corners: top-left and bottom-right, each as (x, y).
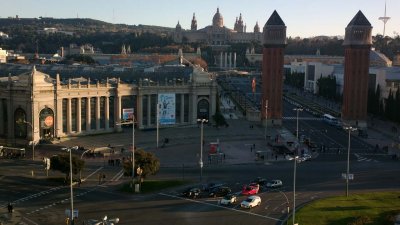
top-left (67, 98), bottom-right (72, 134)
top-left (105, 96), bottom-right (110, 130)
top-left (115, 95), bottom-right (122, 132)
top-left (220, 52), bottom-right (223, 69)
top-left (137, 94), bottom-right (143, 129)
top-left (180, 94), bottom-right (185, 124)
top-left (147, 95), bottom-right (151, 127)
top-left (229, 52), bottom-right (232, 69)
top-left (77, 98), bottom-right (81, 133)
top-left (224, 52), bottom-right (227, 69)
top-left (86, 97), bottom-right (91, 131)
top-left (233, 52), bottom-right (237, 68)
top-left (96, 97), bottom-right (100, 130)
top-left (56, 97), bottom-right (63, 137)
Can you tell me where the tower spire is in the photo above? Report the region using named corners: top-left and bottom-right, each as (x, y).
top-left (379, 1), bottom-right (391, 36)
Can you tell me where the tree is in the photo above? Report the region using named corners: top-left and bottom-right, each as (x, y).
top-left (123, 149), bottom-right (160, 179)
top-left (50, 154), bottom-right (85, 180)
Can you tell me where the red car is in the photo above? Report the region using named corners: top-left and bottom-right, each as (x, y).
top-left (241, 183), bottom-right (260, 195)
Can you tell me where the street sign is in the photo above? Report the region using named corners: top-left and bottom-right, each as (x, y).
top-left (65, 209), bottom-right (79, 218)
top-left (341, 173), bottom-right (354, 180)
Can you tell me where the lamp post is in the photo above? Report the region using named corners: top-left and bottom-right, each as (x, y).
top-left (264, 100), bottom-right (268, 140)
top-left (344, 126), bottom-right (357, 197)
top-left (293, 155), bottom-right (299, 225)
top-left (62, 146), bottom-right (79, 225)
top-left (22, 120), bottom-right (37, 160)
top-left (293, 108), bottom-right (303, 141)
top-left (197, 118), bottom-right (208, 181)
top-left (116, 119), bottom-right (135, 188)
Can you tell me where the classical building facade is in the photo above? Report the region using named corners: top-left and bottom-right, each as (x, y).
top-left (174, 8), bottom-right (262, 45)
top-left (0, 64), bottom-right (217, 146)
top-left (261, 10), bottom-right (286, 126)
top-left (342, 11), bottom-right (372, 128)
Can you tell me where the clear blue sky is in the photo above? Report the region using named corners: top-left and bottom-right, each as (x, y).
top-left (1, 0), bottom-right (399, 38)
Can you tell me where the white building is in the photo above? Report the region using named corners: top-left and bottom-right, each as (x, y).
top-left (0, 48), bottom-right (7, 63)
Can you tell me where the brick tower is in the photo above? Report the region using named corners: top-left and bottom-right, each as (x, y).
top-left (342, 11), bottom-right (372, 128)
top-left (261, 10), bottom-right (286, 126)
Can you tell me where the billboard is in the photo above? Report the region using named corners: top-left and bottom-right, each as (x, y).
top-left (158, 94), bottom-right (175, 125)
top-left (122, 108), bottom-right (134, 122)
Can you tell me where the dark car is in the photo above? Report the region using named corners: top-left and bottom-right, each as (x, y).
top-left (358, 129), bottom-right (368, 138)
top-left (209, 186), bottom-right (231, 198)
top-left (181, 187), bottom-right (201, 198)
top-left (252, 177), bottom-right (267, 185)
top-left (202, 182), bottom-right (226, 192)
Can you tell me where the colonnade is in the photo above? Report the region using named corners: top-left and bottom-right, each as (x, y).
top-left (219, 52), bottom-right (237, 69)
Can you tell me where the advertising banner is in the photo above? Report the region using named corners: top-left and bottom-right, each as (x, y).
top-left (122, 108), bottom-right (134, 122)
top-left (158, 94), bottom-right (175, 125)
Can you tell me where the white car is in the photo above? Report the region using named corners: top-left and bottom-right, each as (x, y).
top-left (266, 180), bottom-right (283, 188)
top-left (240, 195), bottom-right (261, 209)
top-left (219, 194), bottom-right (237, 205)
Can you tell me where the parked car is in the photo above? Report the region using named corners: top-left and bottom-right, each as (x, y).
top-left (266, 180), bottom-right (283, 188)
top-left (219, 194), bottom-right (237, 205)
top-left (202, 182), bottom-right (226, 192)
top-left (252, 177), bottom-right (267, 185)
top-left (209, 186), bottom-right (231, 197)
top-left (241, 183), bottom-right (260, 195)
top-left (300, 153), bottom-right (312, 161)
top-left (181, 187), bottom-right (201, 198)
top-left (358, 129), bottom-right (368, 138)
top-left (240, 195), bottom-right (261, 209)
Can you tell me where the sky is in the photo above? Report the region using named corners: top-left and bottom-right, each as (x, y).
top-left (1, 0), bottom-right (399, 38)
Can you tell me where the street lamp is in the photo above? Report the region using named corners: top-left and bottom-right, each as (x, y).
top-left (116, 119), bottom-right (135, 187)
top-left (344, 126), bottom-right (357, 197)
top-left (22, 120), bottom-right (37, 160)
top-left (293, 108), bottom-right (303, 141)
top-left (62, 146), bottom-right (79, 225)
top-left (197, 118), bottom-right (208, 181)
top-left (293, 155), bottom-right (299, 225)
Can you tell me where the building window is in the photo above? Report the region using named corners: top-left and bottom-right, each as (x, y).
top-left (100, 97), bottom-right (106, 129)
top-left (142, 95), bottom-right (148, 126)
top-left (90, 97), bottom-right (96, 130)
top-left (176, 94), bottom-right (181, 123)
top-left (184, 94), bottom-right (189, 122)
top-left (71, 98), bottom-right (77, 132)
top-left (14, 108), bottom-right (27, 138)
top-left (81, 98), bottom-right (87, 131)
top-left (109, 96), bottom-right (114, 128)
top-left (62, 99), bottom-right (67, 133)
top-left (151, 94), bottom-right (157, 125)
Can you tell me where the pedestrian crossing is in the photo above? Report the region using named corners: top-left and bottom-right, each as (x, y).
top-left (282, 117), bottom-right (322, 121)
top-left (354, 153), bottom-right (379, 163)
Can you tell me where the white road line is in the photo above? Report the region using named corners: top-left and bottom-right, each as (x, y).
top-left (22, 216), bottom-right (39, 225)
top-left (159, 192), bottom-right (282, 222)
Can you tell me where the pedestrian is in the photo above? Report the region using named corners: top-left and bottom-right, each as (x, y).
top-left (275, 155), bottom-right (278, 161)
top-left (253, 143), bottom-right (255, 149)
top-left (7, 203), bottom-right (13, 213)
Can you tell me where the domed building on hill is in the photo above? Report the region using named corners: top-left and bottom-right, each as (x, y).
top-left (173, 8), bottom-right (262, 46)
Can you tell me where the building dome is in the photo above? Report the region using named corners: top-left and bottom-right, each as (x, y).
top-left (212, 8), bottom-right (224, 27)
top-left (254, 21), bottom-right (260, 33)
top-left (176, 21), bottom-right (182, 30)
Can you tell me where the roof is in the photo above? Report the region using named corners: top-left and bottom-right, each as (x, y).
top-left (266, 10), bottom-right (285, 26)
top-left (347, 10), bottom-right (371, 26)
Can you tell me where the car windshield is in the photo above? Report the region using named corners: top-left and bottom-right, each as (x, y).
top-left (224, 195), bottom-right (231, 200)
top-left (245, 198), bottom-right (253, 202)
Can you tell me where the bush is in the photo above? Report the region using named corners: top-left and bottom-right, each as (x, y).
top-left (348, 216), bottom-right (371, 225)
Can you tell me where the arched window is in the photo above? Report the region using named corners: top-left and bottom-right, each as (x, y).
top-left (39, 108), bottom-right (54, 139)
top-left (197, 99), bottom-right (209, 120)
top-left (14, 108), bottom-right (27, 138)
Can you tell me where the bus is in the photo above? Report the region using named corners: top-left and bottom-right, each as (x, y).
top-left (322, 114), bottom-right (339, 126)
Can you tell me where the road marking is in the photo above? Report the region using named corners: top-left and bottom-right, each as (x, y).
top-left (159, 192), bottom-right (282, 222)
top-left (22, 216), bottom-right (39, 225)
